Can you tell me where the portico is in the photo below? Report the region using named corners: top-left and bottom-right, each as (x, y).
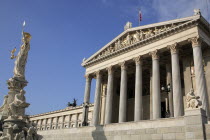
top-left (81, 12), bottom-right (210, 126)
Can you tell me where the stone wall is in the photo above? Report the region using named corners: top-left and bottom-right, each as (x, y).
top-left (37, 108), bottom-right (209, 140)
top-left (38, 117), bottom-right (185, 140)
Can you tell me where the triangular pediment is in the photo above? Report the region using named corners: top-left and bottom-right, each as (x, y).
top-left (82, 15), bottom-right (201, 67)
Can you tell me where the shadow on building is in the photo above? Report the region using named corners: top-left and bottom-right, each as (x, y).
top-left (92, 125), bottom-right (106, 140)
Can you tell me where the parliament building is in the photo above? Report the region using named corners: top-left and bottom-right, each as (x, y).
top-left (30, 10), bottom-right (210, 140)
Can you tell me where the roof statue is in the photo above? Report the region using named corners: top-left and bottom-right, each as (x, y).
top-left (124, 21), bottom-right (132, 31)
top-left (194, 9), bottom-right (201, 16)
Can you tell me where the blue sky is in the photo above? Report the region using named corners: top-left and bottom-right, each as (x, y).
top-left (0, 0), bottom-right (209, 115)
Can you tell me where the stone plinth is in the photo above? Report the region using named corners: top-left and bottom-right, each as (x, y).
top-left (184, 108), bottom-right (207, 140)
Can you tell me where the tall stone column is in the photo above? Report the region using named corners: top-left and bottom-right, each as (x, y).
top-left (118, 62), bottom-right (127, 123)
top-left (55, 117), bottom-right (59, 129)
top-left (150, 50), bottom-right (161, 119)
top-left (133, 56), bottom-right (143, 121)
top-left (92, 71), bottom-right (102, 126)
top-left (68, 114), bottom-right (71, 128)
top-left (169, 43), bottom-right (184, 117)
top-left (189, 37), bottom-right (210, 117)
top-left (105, 66), bottom-right (114, 124)
top-left (82, 74), bottom-right (92, 126)
top-left (150, 69), bottom-right (153, 120)
top-left (50, 118), bottom-right (53, 129)
top-left (166, 64), bottom-right (174, 117)
top-left (75, 113), bottom-right (79, 127)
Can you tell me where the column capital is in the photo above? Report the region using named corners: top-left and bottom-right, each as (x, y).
top-left (119, 61), bottom-right (127, 70)
top-left (84, 74), bottom-right (92, 79)
top-left (106, 66), bottom-right (114, 75)
top-left (133, 56), bottom-right (142, 65)
top-left (168, 43), bottom-right (179, 54)
top-left (94, 71), bottom-right (101, 79)
top-left (149, 50), bottom-right (159, 60)
top-left (188, 36), bottom-right (202, 47)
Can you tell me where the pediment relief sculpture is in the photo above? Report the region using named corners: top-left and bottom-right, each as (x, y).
top-left (92, 22), bottom-right (182, 61)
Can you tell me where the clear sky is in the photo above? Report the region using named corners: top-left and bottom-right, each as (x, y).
top-left (0, 0), bottom-right (209, 115)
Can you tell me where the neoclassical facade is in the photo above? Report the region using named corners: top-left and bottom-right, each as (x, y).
top-left (30, 105), bottom-right (94, 130)
top-left (31, 11), bottom-right (210, 140)
top-left (81, 11), bottom-right (210, 127)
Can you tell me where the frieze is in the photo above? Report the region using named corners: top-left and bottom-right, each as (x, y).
top-left (92, 23), bottom-right (180, 61)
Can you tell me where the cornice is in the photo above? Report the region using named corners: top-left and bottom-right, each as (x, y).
top-left (83, 19), bottom-right (198, 68)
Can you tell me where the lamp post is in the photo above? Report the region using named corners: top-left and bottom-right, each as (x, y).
top-left (161, 83), bottom-right (171, 118)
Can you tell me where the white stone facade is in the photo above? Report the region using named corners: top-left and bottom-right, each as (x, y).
top-left (30, 12), bottom-right (210, 140)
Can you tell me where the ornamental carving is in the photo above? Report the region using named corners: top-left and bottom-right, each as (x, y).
top-left (168, 43), bottom-right (178, 54)
top-left (84, 74), bottom-right (91, 80)
top-left (133, 56), bottom-right (142, 65)
top-left (149, 50), bottom-right (159, 60)
top-left (119, 61), bottom-right (127, 70)
top-left (95, 71), bottom-right (101, 78)
top-left (188, 36), bottom-right (202, 47)
top-left (92, 23), bottom-right (181, 61)
top-left (186, 89), bottom-right (202, 109)
top-left (106, 66), bottom-right (114, 75)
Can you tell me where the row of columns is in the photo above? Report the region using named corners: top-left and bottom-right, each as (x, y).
top-left (82, 36), bottom-right (209, 126)
top-left (36, 113), bottom-right (81, 130)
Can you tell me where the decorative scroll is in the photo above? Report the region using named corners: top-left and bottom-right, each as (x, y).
top-left (118, 61), bottom-right (127, 70)
top-left (168, 43), bottom-right (179, 54)
top-left (95, 71), bottom-right (101, 78)
top-left (149, 50), bottom-right (159, 60)
top-left (92, 23), bottom-right (181, 60)
top-left (106, 66), bottom-right (114, 75)
top-left (188, 36), bottom-right (202, 47)
top-left (133, 56), bottom-right (142, 65)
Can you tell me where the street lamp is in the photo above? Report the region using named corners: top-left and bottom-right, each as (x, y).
top-left (161, 83), bottom-right (171, 118)
top-left (161, 83), bottom-right (171, 93)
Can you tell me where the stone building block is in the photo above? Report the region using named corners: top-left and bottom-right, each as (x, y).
top-left (114, 135), bottom-right (121, 140)
top-left (185, 125), bottom-right (203, 132)
top-left (121, 135), bottom-right (131, 140)
top-left (151, 134), bottom-right (163, 140)
top-left (146, 128), bottom-right (156, 134)
top-left (163, 133), bottom-right (175, 140)
top-left (135, 129), bottom-right (145, 134)
top-left (175, 133), bottom-right (185, 140)
top-left (185, 132), bottom-right (195, 139)
top-left (140, 134), bottom-right (152, 140)
top-left (130, 135), bottom-right (140, 140)
top-left (157, 127), bottom-right (168, 134)
top-left (127, 130), bottom-right (136, 135)
top-left (194, 131), bottom-right (205, 139)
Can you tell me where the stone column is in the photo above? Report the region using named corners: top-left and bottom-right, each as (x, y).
top-left (169, 43), bottom-right (184, 117)
top-left (92, 71), bottom-right (102, 126)
top-left (44, 118), bottom-right (47, 130)
top-left (50, 118), bottom-right (53, 129)
top-left (150, 69), bottom-right (153, 120)
top-left (82, 74), bottom-right (92, 126)
top-left (118, 62), bottom-right (128, 123)
top-left (75, 114), bottom-right (79, 127)
top-left (62, 116), bottom-right (65, 128)
top-left (105, 66), bottom-right (114, 124)
top-left (55, 117), bottom-right (59, 129)
top-left (189, 37), bottom-right (210, 117)
top-left (133, 56), bottom-right (143, 121)
top-left (68, 114), bottom-right (71, 128)
top-left (150, 50), bottom-right (161, 119)
top-left (166, 64), bottom-right (174, 117)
